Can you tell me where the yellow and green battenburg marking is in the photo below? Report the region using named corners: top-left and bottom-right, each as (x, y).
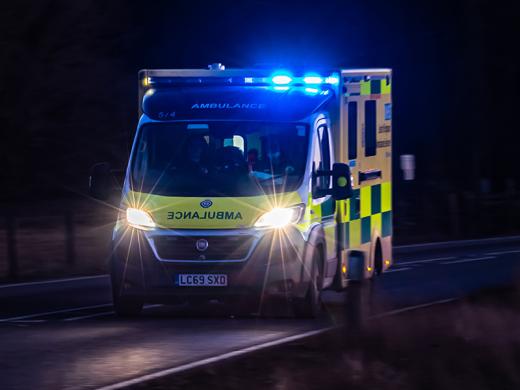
top-left (354, 78), bottom-right (391, 97)
top-left (337, 182), bottom-right (392, 250)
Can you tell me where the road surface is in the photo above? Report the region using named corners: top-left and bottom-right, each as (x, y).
top-left (1, 237), bottom-right (519, 389)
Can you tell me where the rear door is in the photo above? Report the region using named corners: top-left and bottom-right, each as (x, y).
top-left (340, 71), bottom-right (392, 258)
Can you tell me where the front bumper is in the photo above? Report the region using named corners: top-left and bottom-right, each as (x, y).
top-left (111, 226), bottom-right (309, 303)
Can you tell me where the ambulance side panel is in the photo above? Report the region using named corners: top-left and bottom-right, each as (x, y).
top-left (336, 70), bottom-right (393, 278)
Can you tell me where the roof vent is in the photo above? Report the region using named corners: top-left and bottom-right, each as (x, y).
top-left (208, 63), bottom-right (225, 71)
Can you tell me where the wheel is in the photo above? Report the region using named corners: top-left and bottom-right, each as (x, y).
top-left (293, 250), bottom-right (322, 318)
top-left (110, 262), bottom-right (143, 317)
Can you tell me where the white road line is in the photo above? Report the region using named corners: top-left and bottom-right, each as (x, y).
top-left (369, 298), bottom-right (457, 319)
top-left (385, 267), bottom-right (413, 273)
top-left (396, 256), bottom-right (456, 266)
top-left (63, 311), bottom-right (115, 321)
top-left (95, 298), bottom-right (456, 390)
top-left (441, 256), bottom-right (496, 265)
top-left (394, 235), bottom-right (520, 252)
top-left (0, 274), bottom-right (109, 289)
top-left (486, 250), bottom-right (520, 256)
top-left (94, 326), bottom-right (338, 390)
top-left (0, 303), bottom-right (113, 323)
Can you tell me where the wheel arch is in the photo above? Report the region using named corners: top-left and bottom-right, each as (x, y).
top-left (298, 224), bottom-right (327, 293)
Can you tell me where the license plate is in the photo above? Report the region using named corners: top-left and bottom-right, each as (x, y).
top-left (176, 274), bottom-right (228, 287)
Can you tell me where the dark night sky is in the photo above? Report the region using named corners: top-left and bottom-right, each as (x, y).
top-left (1, 0), bottom-right (519, 200)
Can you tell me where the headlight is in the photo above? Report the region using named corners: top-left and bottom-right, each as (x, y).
top-left (126, 208), bottom-right (156, 230)
top-left (254, 205), bottom-right (304, 228)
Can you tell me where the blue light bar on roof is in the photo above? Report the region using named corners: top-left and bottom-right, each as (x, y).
top-left (325, 74), bottom-right (340, 85)
top-left (303, 75), bottom-right (323, 84)
top-left (304, 87), bottom-right (320, 94)
top-left (271, 74), bottom-right (293, 85)
top-left (142, 71), bottom-right (340, 88)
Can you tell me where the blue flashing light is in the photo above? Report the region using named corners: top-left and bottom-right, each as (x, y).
top-left (271, 74), bottom-right (293, 85)
top-left (304, 87), bottom-right (319, 94)
top-left (325, 75), bottom-right (340, 85)
top-left (303, 75), bottom-right (323, 84)
top-left (244, 77), bottom-right (254, 83)
top-left (273, 86), bottom-right (290, 91)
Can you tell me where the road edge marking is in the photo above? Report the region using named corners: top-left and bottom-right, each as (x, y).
top-left (94, 298), bottom-right (457, 390)
top-left (93, 326), bottom-right (338, 390)
top-left (441, 256), bottom-right (495, 265)
top-left (0, 303), bottom-right (113, 322)
top-left (0, 274), bottom-right (109, 289)
top-left (395, 256), bottom-right (456, 266)
top-left (369, 298), bottom-right (457, 319)
top-left (385, 267), bottom-right (413, 273)
top-left (394, 235), bottom-right (520, 254)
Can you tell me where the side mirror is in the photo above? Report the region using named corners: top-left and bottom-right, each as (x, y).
top-left (331, 163), bottom-right (353, 200)
top-left (89, 162), bottom-right (112, 200)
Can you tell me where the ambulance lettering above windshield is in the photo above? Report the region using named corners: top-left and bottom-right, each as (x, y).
top-left (167, 211), bottom-right (243, 220)
top-left (191, 103), bottom-right (267, 109)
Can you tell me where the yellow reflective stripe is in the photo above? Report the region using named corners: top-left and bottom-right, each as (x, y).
top-left (371, 213), bottom-right (382, 234)
top-left (312, 202), bottom-right (322, 222)
top-left (381, 78), bottom-right (391, 94)
top-left (360, 80), bottom-right (371, 95)
top-left (360, 186), bottom-right (371, 218)
top-left (337, 199), bottom-right (350, 223)
top-left (349, 219), bottom-right (361, 247)
top-left (381, 182), bottom-right (392, 212)
top-left (308, 193), bottom-right (322, 223)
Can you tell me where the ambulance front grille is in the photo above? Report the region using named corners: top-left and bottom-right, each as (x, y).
top-left (153, 235), bottom-right (255, 261)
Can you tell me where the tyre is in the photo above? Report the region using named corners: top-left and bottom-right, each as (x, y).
top-left (293, 250), bottom-right (322, 318)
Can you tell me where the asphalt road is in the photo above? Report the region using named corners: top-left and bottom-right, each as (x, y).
top-left (1, 237), bottom-right (520, 390)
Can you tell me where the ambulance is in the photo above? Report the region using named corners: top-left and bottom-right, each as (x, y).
top-left (89, 64), bottom-right (393, 317)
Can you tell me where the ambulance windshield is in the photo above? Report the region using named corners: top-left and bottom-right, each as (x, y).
top-left (131, 122), bottom-right (309, 197)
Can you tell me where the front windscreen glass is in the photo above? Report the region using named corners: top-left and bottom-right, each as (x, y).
top-left (131, 122), bottom-right (309, 197)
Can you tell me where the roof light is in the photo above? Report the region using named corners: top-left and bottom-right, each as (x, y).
top-left (303, 75), bottom-right (323, 84)
top-left (244, 77), bottom-right (254, 83)
top-left (325, 74), bottom-right (340, 85)
top-left (271, 74), bottom-right (293, 85)
top-left (304, 87), bottom-right (319, 94)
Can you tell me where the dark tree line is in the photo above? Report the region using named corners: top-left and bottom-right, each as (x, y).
top-left (0, 0), bottom-right (518, 201)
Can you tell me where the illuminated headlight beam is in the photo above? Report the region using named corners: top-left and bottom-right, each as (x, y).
top-left (254, 205), bottom-right (304, 229)
top-left (126, 208), bottom-right (156, 230)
